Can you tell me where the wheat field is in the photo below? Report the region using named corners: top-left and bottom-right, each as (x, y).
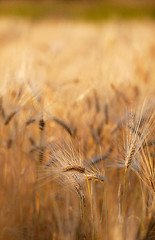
top-left (0, 18), bottom-right (155, 240)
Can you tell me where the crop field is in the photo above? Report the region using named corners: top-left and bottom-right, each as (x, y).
top-left (0, 16), bottom-right (155, 240)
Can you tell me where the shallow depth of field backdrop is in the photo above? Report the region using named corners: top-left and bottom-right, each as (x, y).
top-left (0, 1), bottom-right (155, 240)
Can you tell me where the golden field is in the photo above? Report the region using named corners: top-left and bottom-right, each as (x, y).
top-left (0, 18), bottom-right (155, 240)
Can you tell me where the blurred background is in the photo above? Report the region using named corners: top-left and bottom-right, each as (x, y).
top-left (0, 0), bottom-right (155, 20)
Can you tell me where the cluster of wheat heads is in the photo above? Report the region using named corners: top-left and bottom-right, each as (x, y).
top-left (0, 79), bottom-right (154, 240)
